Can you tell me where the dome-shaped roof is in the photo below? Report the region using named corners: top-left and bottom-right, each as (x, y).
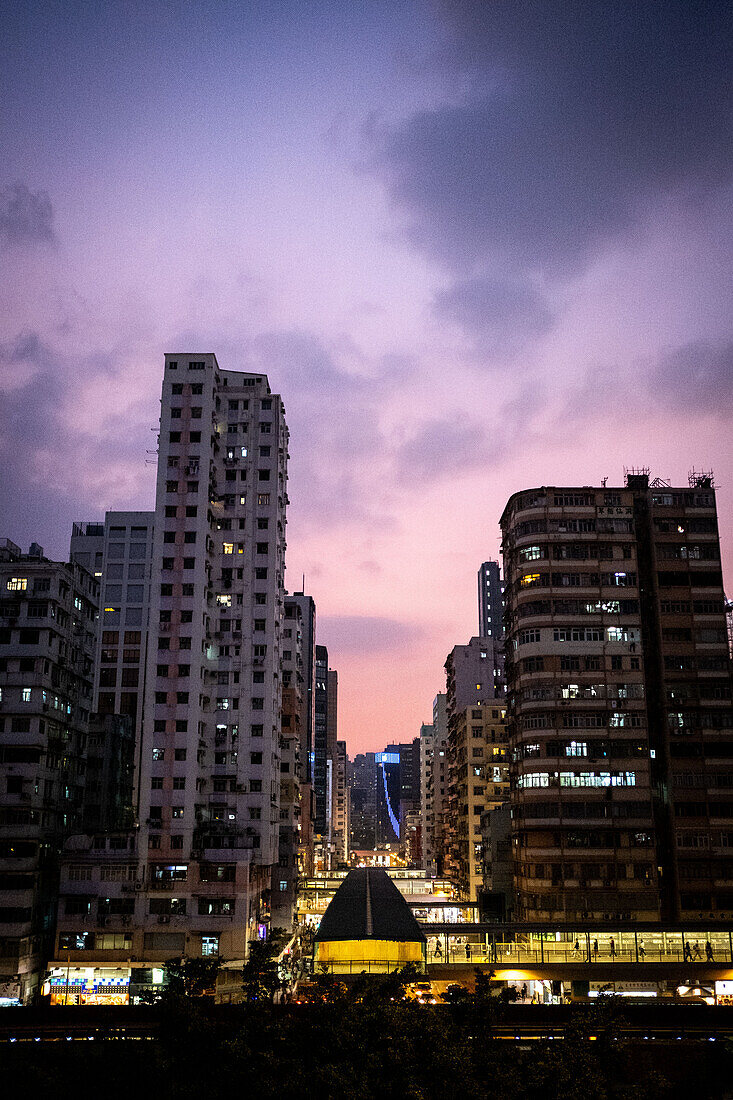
top-left (315, 868), bottom-right (426, 944)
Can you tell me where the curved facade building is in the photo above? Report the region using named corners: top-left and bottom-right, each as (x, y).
top-left (501, 474), bottom-right (731, 923)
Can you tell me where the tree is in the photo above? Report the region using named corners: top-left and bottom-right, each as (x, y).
top-left (141, 954), bottom-right (221, 1004)
top-left (241, 927), bottom-right (287, 1002)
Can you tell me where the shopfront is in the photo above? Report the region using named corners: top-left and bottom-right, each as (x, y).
top-left (45, 967), bottom-right (131, 1005)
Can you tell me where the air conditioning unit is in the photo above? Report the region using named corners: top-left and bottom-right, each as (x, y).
top-left (157, 915), bottom-right (171, 924)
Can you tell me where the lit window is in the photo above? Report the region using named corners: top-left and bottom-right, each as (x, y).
top-left (222, 543), bottom-right (234, 555)
top-left (22, 688), bottom-right (31, 702)
top-left (6, 578), bottom-right (27, 591)
top-left (565, 741), bottom-right (587, 757)
top-left (520, 573), bottom-right (541, 587)
top-left (240, 447), bottom-right (248, 458)
top-left (216, 594), bottom-right (232, 607)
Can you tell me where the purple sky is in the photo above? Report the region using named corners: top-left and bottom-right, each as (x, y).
top-left (1, 1), bottom-right (732, 754)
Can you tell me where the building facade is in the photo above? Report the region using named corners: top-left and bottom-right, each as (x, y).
top-left (419, 722), bottom-right (435, 871)
top-left (445, 704), bottom-right (509, 902)
top-left (288, 592), bottom-right (316, 875)
top-left (273, 596), bottom-right (304, 929)
top-left (70, 512), bottom-right (155, 761)
top-left (313, 645), bottom-right (329, 841)
top-left (332, 740), bottom-right (349, 867)
top-left (423, 694), bottom-right (449, 875)
top-left (0, 540), bottom-right (99, 1003)
top-left (51, 354), bottom-right (290, 997)
top-left (478, 560), bottom-right (504, 640)
top-left (348, 752), bottom-right (378, 850)
top-left (501, 473), bottom-right (732, 922)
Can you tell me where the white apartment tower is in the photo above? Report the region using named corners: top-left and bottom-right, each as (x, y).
top-left (136, 355), bottom-right (288, 962)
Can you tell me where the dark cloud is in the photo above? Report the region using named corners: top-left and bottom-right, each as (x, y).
top-left (253, 329), bottom-right (354, 392)
top-left (433, 275), bottom-right (553, 353)
top-left (393, 415), bottom-right (492, 485)
top-left (249, 328), bottom-right (394, 533)
top-left (0, 332), bottom-right (154, 558)
top-left (391, 382), bottom-right (549, 488)
top-left (0, 183), bottom-right (55, 247)
top-left (317, 614), bottom-right (423, 655)
top-left (567, 338), bottom-right (733, 427)
top-left (650, 341), bottom-right (733, 415)
top-left (375, 2), bottom-right (733, 278)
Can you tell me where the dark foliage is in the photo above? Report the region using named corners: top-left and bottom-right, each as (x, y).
top-left (3, 974), bottom-right (733, 1100)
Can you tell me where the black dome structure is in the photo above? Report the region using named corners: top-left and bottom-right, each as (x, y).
top-left (314, 868), bottom-right (426, 973)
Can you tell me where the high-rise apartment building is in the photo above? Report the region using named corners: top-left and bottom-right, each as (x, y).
top-left (274, 596), bottom-right (305, 929)
top-left (501, 473), bottom-right (732, 922)
top-left (444, 636), bottom-right (507, 901)
top-left (419, 723), bottom-right (435, 871)
top-left (70, 513), bottom-right (155, 745)
top-left (0, 539), bottom-right (99, 1003)
top-left (326, 668), bottom-right (339, 868)
top-left (424, 694), bottom-right (449, 874)
top-left (445, 703), bottom-right (509, 902)
top-left (445, 637), bottom-right (505, 713)
top-left (313, 645), bottom-right (329, 838)
top-left (288, 591), bottom-right (316, 874)
top-left (478, 561), bottom-right (504, 639)
top-left (332, 740), bottom-right (349, 867)
top-left (313, 651), bottom-right (338, 869)
top-left (51, 354), bottom-right (289, 995)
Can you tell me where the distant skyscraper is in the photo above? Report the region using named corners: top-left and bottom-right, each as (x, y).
top-left (375, 751), bottom-right (401, 845)
top-left (333, 740), bottom-right (349, 866)
top-left (314, 645), bottom-right (329, 836)
top-left (478, 560), bottom-right (504, 639)
top-left (348, 752), bottom-right (378, 849)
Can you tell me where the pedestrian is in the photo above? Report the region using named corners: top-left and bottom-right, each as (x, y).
top-left (705, 940), bottom-right (714, 962)
top-left (638, 938), bottom-right (646, 961)
top-left (610, 937), bottom-right (616, 959)
top-left (592, 938), bottom-right (599, 960)
top-left (434, 938), bottom-right (442, 959)
top-left (692, 941), bottom-right (702, 960)
top-left (684, 941), bottom-right (692, 963)
top-left (465, 942), bottom-right (471, 961)
top-left (522, 983), bottom-right (528, 1002)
